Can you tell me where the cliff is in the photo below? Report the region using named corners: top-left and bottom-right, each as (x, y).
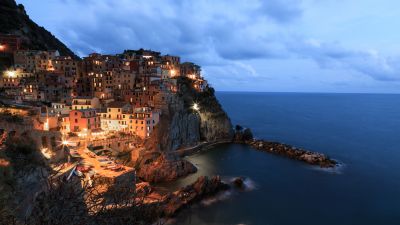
top-left (150, 77), bottom-right (233, 152)
top-left (0, 0), bottom-right (79, 59)
top-left (136, 78), bottom-right (234, 182)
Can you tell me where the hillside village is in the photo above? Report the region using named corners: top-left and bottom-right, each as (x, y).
top-left (0, 33), bottom-right (209, 179)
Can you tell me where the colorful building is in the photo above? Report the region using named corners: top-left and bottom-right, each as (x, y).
top-left (125, 107), bottom-right (160, 138)
top-left (99, 101), bottom-right (131, 132)
top-left (72, 96), bottom-right (101, 110)
top-left (67, 109), bottom-right (100, 133)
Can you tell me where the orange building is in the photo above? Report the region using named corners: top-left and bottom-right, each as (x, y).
top-left (125, 107), bottom-right (160, 138)
top-left (68, 109), bottom-right (100, 133)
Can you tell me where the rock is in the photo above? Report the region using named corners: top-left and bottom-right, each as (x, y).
top-left (136, 153), bottom-right (197, 183)
top-left (148, 78), bottom-right (234, 153)
top-left (161, 176), bottom-right (229, 216)
top-left (232, 177), bottom-right (245, 189)
top-left (0, 0), bottom-right (79, 59)
top-left (233, 127), bottom-right (254, 143)
top-left (135, 182), bottom-right (152, 197)
top-left (244, 139), bottom-right (338, 168)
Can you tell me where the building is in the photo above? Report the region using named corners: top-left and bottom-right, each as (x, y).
top-left (180, 62), bottom-right (201, 79)
top-left (13, 50), bottom-right (59, 73)
top-left (53, 56), bottom-right (81, 77)
top-left (100, 101), bottom-right (131, 132)
top-left (125, 107), bottom-right (160, 138)
top-left (72, 97), bottom-right (101, 110)
top-left (50, 102), bottom-right (71, 115)
top-left (68, 109), bottom-right (100, 133)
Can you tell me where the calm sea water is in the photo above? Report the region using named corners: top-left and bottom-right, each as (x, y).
top-left (169, 92), bottom-right (400, 225)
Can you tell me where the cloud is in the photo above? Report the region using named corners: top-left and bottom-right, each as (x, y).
top-left (288, 39), bottom-right (400, 81)
top-left (258, 0), bottom-right (303, 23)
top-left (46, 0), bottom-right (300, 61)
top-left (17, 0), bottom-right (400, 91)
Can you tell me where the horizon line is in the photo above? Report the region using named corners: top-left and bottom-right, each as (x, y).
top-left (215, 90), bottom-right (400, 95)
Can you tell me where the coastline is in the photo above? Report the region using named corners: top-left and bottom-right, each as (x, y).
top-left (173, 139), bottom-right (232, 157)
top-left (172, 132), bottom-right (338, 170)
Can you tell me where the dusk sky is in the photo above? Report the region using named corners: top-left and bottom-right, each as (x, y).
top-left (17, 0), bottom-right (400, 93)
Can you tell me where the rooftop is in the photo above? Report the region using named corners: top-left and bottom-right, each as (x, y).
top-left (107, 101), bottom-right (130, 108)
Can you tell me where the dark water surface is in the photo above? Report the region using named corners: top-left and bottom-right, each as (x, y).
top-left (169, 92), bottom-right (400, 225)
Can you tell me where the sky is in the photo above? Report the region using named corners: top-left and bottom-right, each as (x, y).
top-left (17, 0), bottom-right (400, 93)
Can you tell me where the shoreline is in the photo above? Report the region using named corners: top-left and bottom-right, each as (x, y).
top-left (173, 139), bottom-right (232, 157)
top-left (146, 129), bottom-right (339, 222)
top-left (173, 137), bottom-right (338, 169)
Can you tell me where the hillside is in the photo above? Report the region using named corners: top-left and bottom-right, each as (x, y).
top-left (0, 0), bottom-right (79, 59)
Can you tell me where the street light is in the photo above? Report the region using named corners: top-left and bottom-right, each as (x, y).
top-left (192, 103), bottom-right (199, 111)
top-left (0, 44), bottom-right (5, 51)
top-left (6, 70), bottom-right (16, 78)
top-left (61, 138), bottom-right (71, 163)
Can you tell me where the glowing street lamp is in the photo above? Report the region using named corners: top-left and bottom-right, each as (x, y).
top-left (61, 138), bottom-right (71, 163)
top-left (192, 103), bottom-right (199, 111)
top-left (6, 70), bottom-right (16, 78)
top-left (62, 140), bottom-right (70, 146)
top-left (0, 44), bottom-right (5, 51)
top-left (171, 69), bottom-right (176, 77)
top-left (43, 118), bottom-right (49, 131)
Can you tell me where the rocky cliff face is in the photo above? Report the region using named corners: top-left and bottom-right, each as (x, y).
top-left (0, 0), bottom-right (79, 59)
top-left (136, 78), bottom-right (234, 182)
top-left (135, 151), bottom-right (197, 183)
top-left (149, 77), bottom-right (234, 152)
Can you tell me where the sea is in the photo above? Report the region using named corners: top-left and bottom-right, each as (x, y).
top-left (166, 92), bottom-right (400, 225)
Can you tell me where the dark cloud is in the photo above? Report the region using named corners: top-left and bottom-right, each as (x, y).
top-left (51, 0), bottom-right (300, 63)
top-left (288, 39), bottom-right (400, 81)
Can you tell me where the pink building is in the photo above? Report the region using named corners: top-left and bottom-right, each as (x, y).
top-left (68, 109), bottom-right (100, 132)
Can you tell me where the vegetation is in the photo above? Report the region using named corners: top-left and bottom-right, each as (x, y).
top-left (0, 0), bottom-right (79, 59)
top-left (0, 110), bottom-right (24, 123)
top-left (0, 136), bottom-right (48, 225)
top-left (177, 76), bottom-right (227, 116)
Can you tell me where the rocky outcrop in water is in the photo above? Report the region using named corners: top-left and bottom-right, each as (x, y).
top-left (161, 176), bottom-right (229, 216)
top-left (234, 127), bottom-right (337, 168)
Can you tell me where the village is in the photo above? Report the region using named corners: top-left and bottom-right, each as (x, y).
top-left (0, 33), bottom-right (208, 181)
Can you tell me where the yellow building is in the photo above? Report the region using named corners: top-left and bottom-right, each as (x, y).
top-left (125, 107), bottom-right (160, 138)
top-left (100, 101), bottom-right (131, 132)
